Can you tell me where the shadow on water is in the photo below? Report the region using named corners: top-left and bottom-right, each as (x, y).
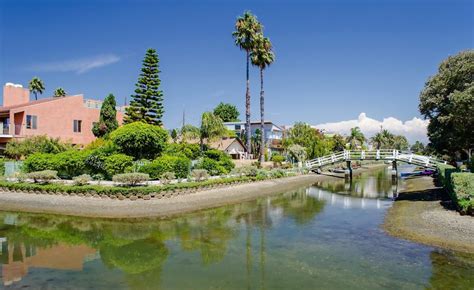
top-left (0, 168), bottom-right (472, 289)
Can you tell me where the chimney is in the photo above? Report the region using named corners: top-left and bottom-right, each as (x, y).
top-left (3, 83), bottom-right (30, 107)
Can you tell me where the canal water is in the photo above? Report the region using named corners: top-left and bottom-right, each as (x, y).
top-left (0, 168), bottom-right (473, 289)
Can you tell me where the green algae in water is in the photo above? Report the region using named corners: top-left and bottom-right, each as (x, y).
top-left (0, 169), bottom-right (473, 289)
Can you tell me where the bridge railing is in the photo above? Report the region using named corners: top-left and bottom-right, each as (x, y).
top-left (305, 149), bottom-right (446, 170)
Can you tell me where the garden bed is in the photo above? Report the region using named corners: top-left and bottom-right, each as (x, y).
top-left (0, 172), bottom-right (301, 201)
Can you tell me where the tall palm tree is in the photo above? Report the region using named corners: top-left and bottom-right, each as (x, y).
top-left (251, 33), bottom-right (275, 163)
top-left (371, 132), bottom-right (385, 149)
top-left (232, 11), bottom-right (262, 158)
top-left (28, 77), bottom-right (45, 100)
top-left (53, 87), bottom-right (66, 97)
top-left (347, 127), bottom-right (366, 149)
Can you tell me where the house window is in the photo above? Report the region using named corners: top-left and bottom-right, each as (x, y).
top-left (235, 125), bottom-right (241, 130)
top-left (26, 115), bottom-right (37, 129)
top-left (73, 120), bottom-right (82, 133)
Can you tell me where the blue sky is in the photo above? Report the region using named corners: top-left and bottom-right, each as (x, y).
top-left (0, 0), bottom-right (472, 140)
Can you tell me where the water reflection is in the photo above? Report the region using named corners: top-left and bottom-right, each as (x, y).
top-left (0, 169), bottom-right (472, 289)
top-left (314, 168), bottom-right (399, 199)
top-left (0, 189), bottom-right (323, 289)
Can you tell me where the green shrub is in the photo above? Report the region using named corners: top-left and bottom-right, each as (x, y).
top-left (195, 158), bottom-right (227, 176)
top-left (110, 122), bottom-right (169, 160)
top-left (271, 154), bottom-right (285, 166)
top-left (160, 172), bottom-right (176, 184)
top-left (92, 173), bottom-right (105, 183)
top-left (54, 150), bottom-right (89, 179)
top-left (27, 170), bottom-right (58, 183)
top-left (165, 143), bottom-right (201, 160)
top-left (204, 149), bottom-right (227, 161)
top-left (233, 165), bottom-right (258, 177)
top-left (270, 168), bottom-right (286, 178)
top-left (451, 173), bottom-right (474, 215)
top-left (203, 149), bottom-right (235, 172)
top-left (0, 158), bottom-right (5, 176)
top-left (139, 155), bottom-right (191, 179)
top-left (256, 169), bottom-right (270, 179)
top-left (73, 174), bottom-right (92, 186)
top-left (104, 154), bottom-right (134, 178)
top-left (23, 150), bottom-right (88, 178)
top-left (112, 173), bottom-right (150, 186)
top-left (23, 153), bottom-right (56, 172)
top-left (84, 142), bottom-right (117, 175)
top-left (5, 135), bottom-right (72, 160)
top-left (191, 169), bottom-right (209, 181)
top-left (437, 163), bottom-right (458, 190)
top-left (218, 158), bottom-right (235, 173)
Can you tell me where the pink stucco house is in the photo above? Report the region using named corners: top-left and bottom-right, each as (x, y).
top-left (0, 83), bottom-right (125, 149)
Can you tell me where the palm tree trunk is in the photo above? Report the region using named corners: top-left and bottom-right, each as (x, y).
top-left (245, 50), bottom-right (252, 159)
top-left (34, 92), bottom-right (38, 101)
top-left (259, 68), bottom-right (265, 163)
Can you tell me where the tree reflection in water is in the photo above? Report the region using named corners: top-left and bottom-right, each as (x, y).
top-left (2, 173), bottom-right (468, 290)
top-left (0, 189), bottom-right (326, 289)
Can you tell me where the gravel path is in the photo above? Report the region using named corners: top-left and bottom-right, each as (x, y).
top-left (383, 176), bottom-right (474, 253)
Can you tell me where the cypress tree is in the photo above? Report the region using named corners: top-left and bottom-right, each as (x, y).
top-left (92, 94), bottom-right (119, 137)
top-left (124, 48), bottom-right (164, 126)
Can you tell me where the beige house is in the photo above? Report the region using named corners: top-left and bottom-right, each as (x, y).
top-left (209, 138), bottom-right (248, 159)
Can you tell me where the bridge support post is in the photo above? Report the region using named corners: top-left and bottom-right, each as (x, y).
top-left (345, 160), bottom-right (353, 181)
top-left (391, 160), bottom-right (398, 182)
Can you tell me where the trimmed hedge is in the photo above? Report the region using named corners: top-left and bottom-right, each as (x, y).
top-left (0, 159), bottom-right (5, 176)
top-left (437, 164), bottom-right (474, 215)
top-left (22, 151), bottom-right (89, 179)
top-left (110, 122), bottom-right (169, 160)
top-left (451, 173), bottom-right (474, 215)
top-left (437, 163), bottom-right (457, 190)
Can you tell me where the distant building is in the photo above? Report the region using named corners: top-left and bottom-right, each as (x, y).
top-left (0, 82), bottom-right (125, 149)
top-left (224, 121), bottom-right (284, 154)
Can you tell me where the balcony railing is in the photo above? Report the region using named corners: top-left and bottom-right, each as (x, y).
top-left (0, 124), bottom-right (24, 137)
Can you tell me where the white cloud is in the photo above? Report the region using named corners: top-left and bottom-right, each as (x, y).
top-left (28, 54), bottom-right (120, 74)
top-left (315, 112), bottom-right (429, 144)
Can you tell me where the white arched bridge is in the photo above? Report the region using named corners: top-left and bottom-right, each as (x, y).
top-left (305, 149), bottom-right (446, 171)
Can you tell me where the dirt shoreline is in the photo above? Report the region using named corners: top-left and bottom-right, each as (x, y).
top-left (383, 176), bottom-right (474, 254)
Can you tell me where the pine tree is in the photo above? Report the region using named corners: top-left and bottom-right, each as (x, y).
top-left (92, 94), bottom-right (119, 137)
top-left (124, 48), bottom-right (164, 126)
